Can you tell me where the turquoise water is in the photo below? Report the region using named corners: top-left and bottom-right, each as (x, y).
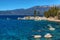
top-left (0, 20), bottom-right (60, 40)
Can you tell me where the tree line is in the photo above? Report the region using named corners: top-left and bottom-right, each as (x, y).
top-left (33, 6), bottom-right (60, 18)
top-left (44, 6), bottom-right (60, 18)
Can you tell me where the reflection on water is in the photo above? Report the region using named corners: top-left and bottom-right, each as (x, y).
top-left (0, 20), bottom-right (60, 40)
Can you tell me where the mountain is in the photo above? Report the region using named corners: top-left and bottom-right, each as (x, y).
top-left (0, 6), bottom-right (51, 16)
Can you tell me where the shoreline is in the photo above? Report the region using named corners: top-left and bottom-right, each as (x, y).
top-left (47, 19), bottom-right (60, 22)
top-left (18, 16), bottom-right (60, 22)
top-left (47, 18), bottom-right (60, 22)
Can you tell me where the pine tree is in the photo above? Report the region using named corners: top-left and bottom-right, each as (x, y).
top-left (34, 10), bottom-right (37, 17)
top-left (44, 6), bottom-right (59, 18)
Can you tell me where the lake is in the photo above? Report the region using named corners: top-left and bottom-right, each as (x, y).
top-left (0, 19), bottom-right (60, 40)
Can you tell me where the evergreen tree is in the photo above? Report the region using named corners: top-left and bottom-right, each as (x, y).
top-left (44, 6), bottom-right (59, 18)
top-left (34, 10), bottom-right (37, 17)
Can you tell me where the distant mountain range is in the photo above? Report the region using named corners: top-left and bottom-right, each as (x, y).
top-left (0, 6), bottom-right (59, 16)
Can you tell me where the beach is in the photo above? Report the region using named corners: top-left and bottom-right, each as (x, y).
top-left (21, 16), bottom-right (60, 22)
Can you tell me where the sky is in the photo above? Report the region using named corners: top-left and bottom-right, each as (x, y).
top-left (0, 0), bottom-right (60, 10)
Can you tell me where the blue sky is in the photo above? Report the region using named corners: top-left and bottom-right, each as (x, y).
top-left (0, 0), bottom-right (60, 10)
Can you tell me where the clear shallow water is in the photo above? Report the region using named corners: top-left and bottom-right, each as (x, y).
top-left (0, 20), bottom-right (60, 40)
